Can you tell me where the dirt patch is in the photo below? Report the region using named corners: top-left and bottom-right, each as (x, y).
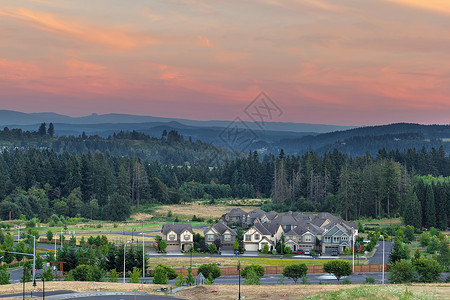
top-left (153, 203), bottom-right (260, 219)
top-left (132, 213), bottom-right (154, 221)
top-left (176, 284), bottom-right (359, 300)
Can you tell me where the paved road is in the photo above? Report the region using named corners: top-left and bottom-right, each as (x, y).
top-left (368, 241), bottom-right (393, 265)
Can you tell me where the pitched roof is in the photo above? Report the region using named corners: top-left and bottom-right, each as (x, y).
top-left (162, 224), bottom-right (193, 235)
top-left (265, 211), bottom-right (278, 220)
top-left (211, 221), bottom-right (236, 235)
top-left (228, 208), bottom-right (248, 217)
top-left (249, 209), bottom-right (266, 219)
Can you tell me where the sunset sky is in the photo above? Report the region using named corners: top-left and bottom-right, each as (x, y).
top-left (1, 0), bottom-right (449, 125)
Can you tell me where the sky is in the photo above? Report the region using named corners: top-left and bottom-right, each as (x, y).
top-left (0, 0), bottom-right (449, 125)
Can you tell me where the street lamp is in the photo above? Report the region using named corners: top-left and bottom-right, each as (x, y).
top-left (381, 235), bottom-right (385, 284)
top-left (352, 231), bottom-right (355, 272)
top-left (22, 232), bottom-right (36, 284)
top-left (123, 241), bottom-right (130, 283)
top-left (142, 223), bottom-right (145, 283)
top-left (237, 261), bottom-right (241, 300)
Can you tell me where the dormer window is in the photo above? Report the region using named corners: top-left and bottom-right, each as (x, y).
top-left (169, 234), bottom-right (175, 240)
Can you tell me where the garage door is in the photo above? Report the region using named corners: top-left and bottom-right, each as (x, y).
top-left (166, 243), bottom-right (180, 251)
top-left (324, 246), bottom-right (337, 255)
top-left (245, 243), bottom-right (259, 251)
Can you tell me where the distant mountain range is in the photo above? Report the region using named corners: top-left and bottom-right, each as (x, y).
top-left (0, 110), bottom-right (355, 133)
top-left (0, 110), bottom-right (449, 157)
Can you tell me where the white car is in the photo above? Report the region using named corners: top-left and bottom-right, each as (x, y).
top-left (304, 249), bottom-right (311, 255)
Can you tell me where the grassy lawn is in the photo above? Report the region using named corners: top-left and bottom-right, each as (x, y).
top-left (176, 284), bottom-right (450, 300)
top-left (357, 217), bottom-right (402, 226)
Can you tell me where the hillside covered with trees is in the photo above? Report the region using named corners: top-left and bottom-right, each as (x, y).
top-left (0, 124), bottom-right (448, 227)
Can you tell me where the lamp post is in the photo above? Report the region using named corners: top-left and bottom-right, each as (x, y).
top-left (237, 261), bottom-right (241, 300)
top-left (42, 275), bottom-right (45, 300)
top-left (22, 232), bottom-right (36, 284)
top-left (142, 223), bottom-right (145, 283)
top-left (352, 231), bottom-right (355, 272)
top-left (123, 241), bottom-right (130, 283)
top-left (381, 235), bottom-right (385, 284)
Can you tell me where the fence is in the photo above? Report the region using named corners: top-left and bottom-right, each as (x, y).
top-left (173, 264), bottom-right (389, 276)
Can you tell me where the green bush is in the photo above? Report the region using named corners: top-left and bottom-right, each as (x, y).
top-left (342, 278), bottom-right (352, 284)
top-left (365, 276), bottom-right (375, 284)
top-left (244, 268), bottom-right (260, 285)
top-left (413, 258), bottom-right (442, 283)
top-left (198, 263), bottom-right (221, 279)
top-left (156, 264), bottom-right (177, 280)
top-left (282, 264), bottom-right (308, 284)
top-left (152, 266), bottom-right (168, 284)
top-left (241, 264), bottom-right (265, 279)
top-left (323, 260), bottom-right (352, 283)
top-left (389, 260), bottom-right (416, 283)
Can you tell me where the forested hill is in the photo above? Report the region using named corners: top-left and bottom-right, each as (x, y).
top-left (280, 123), bottom-right (450, 156)
top-left (0, 125), bottom-right (237, 165)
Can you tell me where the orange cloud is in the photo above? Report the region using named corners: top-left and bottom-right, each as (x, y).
top-left (386, 0), bottom-right (450, 14)
top-left (197, 36), bottom-right (212, 48)
top-left (0, 7), bottom-right (158, 51)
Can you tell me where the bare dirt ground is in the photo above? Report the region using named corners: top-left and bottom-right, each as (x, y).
top-left (1, 282), bottom-right (448, 300)
top-left (153, 203), bottom-right (260, 219)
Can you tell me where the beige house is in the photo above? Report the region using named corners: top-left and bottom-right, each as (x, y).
top-left (161, 224), bottom-right (194, 251)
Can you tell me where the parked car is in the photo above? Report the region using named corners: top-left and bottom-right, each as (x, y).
top-left (304, 249), bottom-right (311, 255)
top-left (331, 249), bottom-right (339, 256)
top-left (296, 249), bottom-right (304, 255)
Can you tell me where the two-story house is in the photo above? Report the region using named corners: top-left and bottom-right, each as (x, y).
top-left (284, 222), bottom-right (324, 252)
top-left (203, 220), bottom-right (237, 250)
top-left (321, 223), bottom-right (357, 255)
top-left (161, 224), bottom-right (194, 251)
top-left (223, 208), bottom-right (250, 227)
top-left (243, 221), bottom-right (281, 251)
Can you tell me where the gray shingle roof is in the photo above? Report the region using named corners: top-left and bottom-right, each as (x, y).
top-left (228, 208), bottom-right (248, 217)
top-left (162, 224), bottom-right (193, 235)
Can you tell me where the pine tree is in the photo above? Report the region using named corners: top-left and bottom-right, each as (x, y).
top-left (424, 184), bottom-right (436, 228)
top-left (47, 123), bottom-right (55, 137)
top-left (403, 193), bottom-right (422, 229)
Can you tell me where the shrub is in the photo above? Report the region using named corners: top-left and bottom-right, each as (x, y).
top-left (107, 269), bottom-right (119, 283)
top-left (156, 264), bottom-right (177, 280)
top-left (198, 263), bottom-right (221, 279)
top-left (130, 267), bottom-right (141, 283)
top-left (342, 278), bottom-right (352, 284)
top-left (205, 273), bottom-right (214, 285)
top-left (175, 274), bottom-right (186, 287)
top-left (365, 276), bottom-right (375, 284)
top-left (152, 266), bottom-right (168, 284)
top-left (323, 260), bottom-right (352, 283)
top-left (244, 268), bottom-right (260, 285)
top-left (282, 263), bottom-right (308, 284)
top-left (208, 243), bottom-right (217, 254)
top-left (413, 258), bottom-right (442, 283)
top-left (241, 264), bottom-right (265, 279)
top-left (389, 260), bottom-right (416, 283)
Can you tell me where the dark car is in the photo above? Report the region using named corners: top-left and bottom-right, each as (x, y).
top-left (331, 249), bottom-right (339, 256)
top-left (296, 249), bottom-right (304, 255)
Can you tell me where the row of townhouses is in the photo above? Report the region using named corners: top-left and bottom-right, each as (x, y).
top-left (161, 208), bottom-right (357, 255)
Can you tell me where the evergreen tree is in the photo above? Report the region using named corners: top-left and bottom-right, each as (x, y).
top-left (424, 184), bottom-right (436, 228)
top-left (47, 123), bottom-right (55, 137)
top-left (403, 193), bottom-right (422, 229)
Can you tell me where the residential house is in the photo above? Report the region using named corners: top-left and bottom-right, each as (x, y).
top-left (223, 208), bottom-right (250, 226)
top-left (203, 221), bottom-right (237, 250)
top-left (242, 221), bottom-right (281, 251)
top-left (161, 224), bottom-right (194, 251)
top-left (321, 223), bottom-right (357, 255)
top-left (284, 222), bottom-right (324, 252)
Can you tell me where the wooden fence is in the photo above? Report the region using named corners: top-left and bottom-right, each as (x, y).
top-left (174, 264), bottom-right (389, 276)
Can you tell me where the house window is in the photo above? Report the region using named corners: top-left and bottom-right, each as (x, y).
top-left (184, 235), bottom-right (190, 241)
top-left (245, 235), bottom-right (251, 241)
top-left (224, 234), bottom-right (231, 241)
top-left (169, 234), bottom-right (175, 240)
top-left (324, 236), bottom-right (331, 243)
top-left (255, 234), bottom-right (260, 240)
top-left (304, 235), bottom-right (312, 242)
top-left (342, 236), bottom-right (348, 241)
top-left (333, 237), bottom-right (339, 243)
top-left (207, 234), bottom-right (215, 241)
